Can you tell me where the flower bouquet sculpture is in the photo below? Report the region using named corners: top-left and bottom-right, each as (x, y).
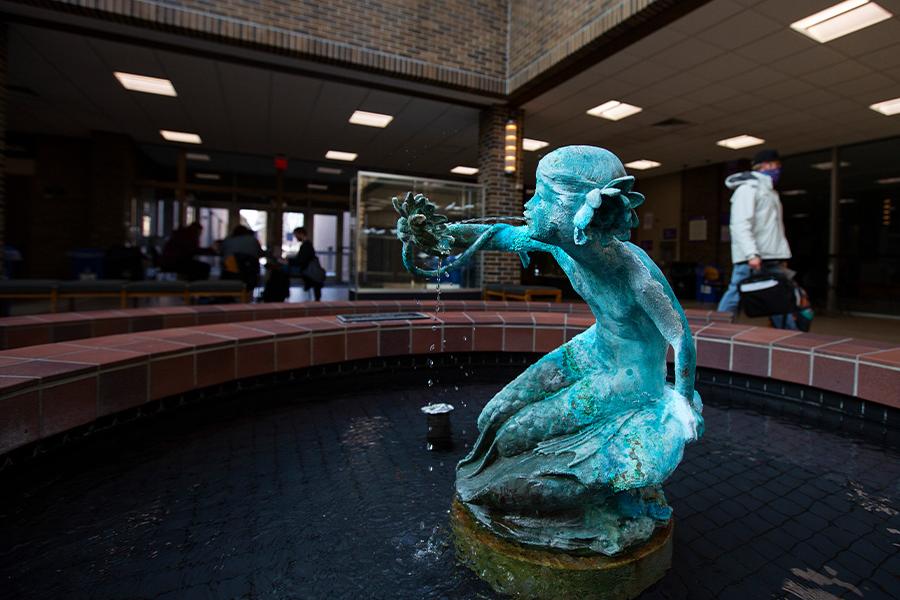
top-left (395, 146), bottom-right (703, 596)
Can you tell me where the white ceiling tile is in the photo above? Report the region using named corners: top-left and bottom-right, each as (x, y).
top-left (649, 37), bottom-right (723, 70)
top-left (628, 28), bottom-right (687, 58)
top-left (801, 60), bottom-right (874, 87)
top-left (774, 46), bottom-right (846, 77)
top-left (697, 9), bottom-right (784, 50)
top-left (733, 29), bottom-right (816, 64)
top-left (687, 52), bottom-right (757, 82)
top-left (721, 66), bottom-right (789, 93)
top-left (669, 0), bottom-right (745, 35)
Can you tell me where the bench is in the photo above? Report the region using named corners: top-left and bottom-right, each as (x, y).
top-left (484, 284), bottom-right (562, 303)
top-left (0, 279), bottom-right (248, 311)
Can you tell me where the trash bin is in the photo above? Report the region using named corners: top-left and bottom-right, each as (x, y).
top-left (68, 248), bottom-right (105, 280)
top-left (696, 264), bottom-right (724, 304)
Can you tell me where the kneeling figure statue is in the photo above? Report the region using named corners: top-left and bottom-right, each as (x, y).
top-left (395, 146), bottom-right (703, 597)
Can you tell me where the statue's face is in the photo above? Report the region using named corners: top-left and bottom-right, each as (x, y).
top-left (525, 178), bottom-right (570, 244)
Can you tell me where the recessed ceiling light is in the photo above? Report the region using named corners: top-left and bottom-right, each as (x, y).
top-left (810, 161), bottom-right (851, 170)
top-left (186, 152), bottom-right (210, 161)
top-left (308, 183), bottom-right (328, 191)
top-left (349, 110), bottom-right (394, 128)
top-left (625, 159), bottom-right (661, 170)
top-left (522, 138), bottom-right (549, 151)
top-left (114, 72), bottom-right (177, 96)
top-left (194, 173), bottom-right (220, 180)
top-left (780, 189), bottom-right (808, 196)
top-left (451, 166), bottom-right (478, 175)
top-left (716, 135), bottom-right (765, 150)
top-left (790, 1), bottom-right (891, 43)
top-left (870, 96), bottom-right (900, 116)
top-left (876, 176), bottom-right (900, 184)
top-left (325, 150), bottom-right (358, 162)
top-left (160, 130), bottom-right (202, 144)
top-left (586, 100), bottom-right (642, 121)
top-left (317, 166), bottom-right (342, 175)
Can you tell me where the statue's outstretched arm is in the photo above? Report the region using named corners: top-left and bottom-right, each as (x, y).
top-left (394, 193), bottom-right (560, 277)
top-left (627, 243), bottom-right (697, 401)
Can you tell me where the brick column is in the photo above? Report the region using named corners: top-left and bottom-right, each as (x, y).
top-left (478, 105), bottom-right (524, 285)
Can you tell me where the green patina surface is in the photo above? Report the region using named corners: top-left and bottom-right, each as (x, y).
top-left (397, 146), bottom-right (702, 592)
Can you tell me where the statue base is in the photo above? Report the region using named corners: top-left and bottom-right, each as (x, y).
top-left (451, 498), bottom-right (673, 600)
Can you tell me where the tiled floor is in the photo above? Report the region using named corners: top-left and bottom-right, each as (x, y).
top-left (0, 364), bottom-right (897, 599)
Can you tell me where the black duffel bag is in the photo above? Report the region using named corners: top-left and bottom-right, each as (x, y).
top-left (739, 273), bottom-right (797, 317)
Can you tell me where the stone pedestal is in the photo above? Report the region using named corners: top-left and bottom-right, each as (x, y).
top-left (451, 498), bottom-right (673, 600)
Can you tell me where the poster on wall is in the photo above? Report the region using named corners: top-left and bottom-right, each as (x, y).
top-left (688, 217), bottom-right (707, 241)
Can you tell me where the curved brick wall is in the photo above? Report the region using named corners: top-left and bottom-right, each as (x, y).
top-left (0, 301), bottom-right (733, 349)
top-left (0, 310), bottom-right (897, 458)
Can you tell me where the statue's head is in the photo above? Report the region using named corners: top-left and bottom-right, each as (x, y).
top-left (526, 145), bottom-right (644, 247)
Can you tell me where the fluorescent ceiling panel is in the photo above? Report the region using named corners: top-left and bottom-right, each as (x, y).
top-left (790, 1), bottom-right (891, 43)
top-left (870, 96), bottom-right (900, 116)
top-left (325, 150), bottom-right (358, 162)
top-left (586, 100), bottom-right (642, 121)
top-left (349, 110), bottom-right (394, 128)
top-left (716, 135), bottom-right (765, 150)
top-left (114, 72), bottom-right (177, 96)
top-left (308, 183), bottom-right (328, 190)
top-left (317, 166), bottom-right (343, 175)
top-left (522, 138), bottom-right (549, 151)
top-left (876, 176), bottom-right (900, 184)
top-left (194, 173), bottom-right (220, 180)
top-left (186, 152), bottom-right (210, 161)
top-left (624, 159), bottom-right (661, 170)
top-left (160, 130), bottom-right (202, 144)
top-left (450, 166), bottom-right (478, 175)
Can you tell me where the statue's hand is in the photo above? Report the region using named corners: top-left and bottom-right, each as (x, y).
top-left (393, 192), bottom-right (453, 256)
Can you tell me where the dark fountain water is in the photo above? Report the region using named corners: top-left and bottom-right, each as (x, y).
top-left (0, 363), bottom-right (897, 600)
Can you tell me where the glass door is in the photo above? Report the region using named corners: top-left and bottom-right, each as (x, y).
top-left (312, 213), bottom-right (339, 277)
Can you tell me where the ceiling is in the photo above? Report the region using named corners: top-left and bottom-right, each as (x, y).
top-left (7, 0), bottom-right (900, 188)
top-left (7, 24), bottom-right (481, 182)
top-left (522, 0), bottom-right (900, 179)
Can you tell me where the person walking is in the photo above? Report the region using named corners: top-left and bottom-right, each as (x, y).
top-left (717, 149), bottom-right (797, 329)
top-left (292, 227), bottom-right (324, 301)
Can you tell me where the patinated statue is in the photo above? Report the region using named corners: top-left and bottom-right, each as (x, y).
top-left (395, 146), bottom-right (703, 561)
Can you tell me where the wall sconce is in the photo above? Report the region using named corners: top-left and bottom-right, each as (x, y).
top-left (504, 119), bottom-right (517, 175)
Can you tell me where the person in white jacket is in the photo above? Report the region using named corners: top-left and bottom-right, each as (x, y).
top-left (717, 149), bottom-right (797, 329)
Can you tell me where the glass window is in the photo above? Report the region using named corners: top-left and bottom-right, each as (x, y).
top-left (313, 213), bottom-right (338, 276)
top-left (353, 172), bottom-right (484, 290)
top-left (239, 209), bottom-right (268, 251)
top-left (281, 212), bottom-right (305, 258)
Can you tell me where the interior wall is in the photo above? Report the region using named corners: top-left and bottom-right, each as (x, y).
top-left (634, 171), bottom-right (681, 269)
top-left (5, 133), bottom-right (133, 278)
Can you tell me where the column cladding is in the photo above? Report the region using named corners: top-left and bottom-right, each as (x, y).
top-left (478, 105), bottom-right (524, 285)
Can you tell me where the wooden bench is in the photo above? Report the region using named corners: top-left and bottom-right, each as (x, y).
top-left (483, 284), bottom-right (562, 303)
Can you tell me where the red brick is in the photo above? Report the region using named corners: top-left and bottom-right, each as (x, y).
top-left (345, 331), bottom-right (377, 361)
top-left (0, 390), bottom-right (40, 454)
top-left (197, 347), bottom-right (236, 387)
top-left (731, 344), bottom-right (769, 377)
top-left (857, 363), bottom-right (900, 408)
top-left (770, 349), bottom-right (809, 386)
top-left (237, 341), bottom-right (276, 377)
top-left (40, 377), bottom-right (98, 437)
top-left (379, 329), bottom-right (410, 356)
top-left (411, 326), bottom-right (442, 355)
top-left (312, 333), bottom-right (345, 365)
top-left (473, 327), bottom-right (503, 352)
top-left (443, 326), bottom-right (474, 353)
top-left (98, 364), bottom-right (148, 415)
top-left (150, 354), bottom-right (195, 400)
top-left (272, 336), bottom-right (310, 370)
top-left (811, 356), bottom-right (855, 396)
top-left (696, 339), bottom-right (730, 371)
top-left (534, 328), bottom-right (564, 352)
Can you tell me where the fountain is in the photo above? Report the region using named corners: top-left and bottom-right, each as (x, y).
top-left (394, 146), bottom-right (704, 598)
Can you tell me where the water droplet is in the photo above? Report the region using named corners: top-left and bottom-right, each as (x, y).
top-left (429, 344), bottom-right (435, 352)
top-left (427, 379), bottom-right (434, 387)
top-left (427, 443), bottom-right (434, 450)
top-left (428, 466), bottom-right (433, 472)
top-left (463, 336), bottom-right (468, 341)
top-left (454, 385), bottom-right (459, 391)
top-left (427, 359), bottom-right (434, 367)
top-left (431, 325), bottom-right (438, 331)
